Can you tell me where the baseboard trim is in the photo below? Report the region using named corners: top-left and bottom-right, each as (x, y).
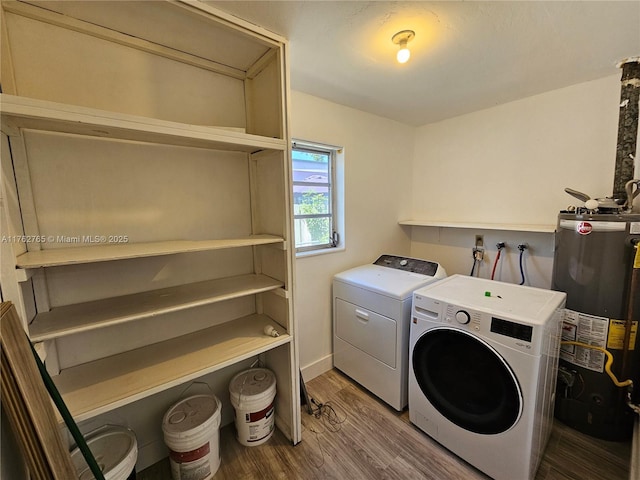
top-left (300, 354), bottom-right (333, 382)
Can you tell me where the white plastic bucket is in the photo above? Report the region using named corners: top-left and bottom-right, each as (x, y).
top-left (70, 425), bottom-right (138, 480)
top-left (162, 394), bottom-right (222, 480)
top-left (229, 368), bottom-right (277, 446)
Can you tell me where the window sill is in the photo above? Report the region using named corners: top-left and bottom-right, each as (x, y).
top-left (295, 245), bottom-right (345, 259)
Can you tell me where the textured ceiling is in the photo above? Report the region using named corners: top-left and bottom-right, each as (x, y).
top-left (207, 1), bottom-right (640, 126)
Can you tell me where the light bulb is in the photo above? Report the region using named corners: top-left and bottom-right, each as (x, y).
top-left (392, 31), bottom-right (415, 64)
top-left (397, 46), bottom-right (410, 64)
top-left (264, 325), bottom-right (279, 337)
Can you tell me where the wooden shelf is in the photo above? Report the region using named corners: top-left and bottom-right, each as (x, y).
top-left (399, 220), bottom-right (556, 233)
top-left (52, 313), bottom-right (290, 423)
top-left (0, 94), bottom-right (286, 152)
top-left (29, 274), bottom-right (284, 342)
top-left (15, 235), bottom-right (284, 269)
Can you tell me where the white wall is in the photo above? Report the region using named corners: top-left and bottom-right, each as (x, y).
top-left (408, 74), bottom-right (625, 288)
top-left (290, 91), bottom-right (414, 379)
top-left (411, 74), bottom-right (621, 226)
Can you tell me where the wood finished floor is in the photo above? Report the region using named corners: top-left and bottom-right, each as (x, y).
top-left (138, 369), bottom-right (631, 480)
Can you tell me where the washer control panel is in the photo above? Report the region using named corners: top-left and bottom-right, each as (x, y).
top-left (374, 254), bottom-right (439, 276)
top-left (442, 304), bottom-right (533, 343)
top-left (445, 304), bottom-right (482, 332)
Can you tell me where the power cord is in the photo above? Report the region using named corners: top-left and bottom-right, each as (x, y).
top-left (302, 396), bottom-right (346, 469)
top-left (309, 398), bottom-right (345, 428)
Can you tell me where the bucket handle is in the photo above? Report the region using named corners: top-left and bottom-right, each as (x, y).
top-left (178, 381), bottom-right (214, 398)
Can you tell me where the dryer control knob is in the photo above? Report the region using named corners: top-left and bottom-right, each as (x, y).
top-left (455, 310), bottom-right (471, 324)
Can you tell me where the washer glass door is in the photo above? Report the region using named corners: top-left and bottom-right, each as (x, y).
top-left (412, 327), bottom-right (522, 434)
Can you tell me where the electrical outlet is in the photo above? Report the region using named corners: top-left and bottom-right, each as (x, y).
top-left (475, 235), bottom-right (484, 248)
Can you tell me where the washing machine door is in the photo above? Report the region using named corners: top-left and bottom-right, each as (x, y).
top-left (412, 327), bottom-right (523, 435)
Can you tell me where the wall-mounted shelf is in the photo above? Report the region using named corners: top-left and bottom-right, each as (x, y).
top-left (29, 274), bottom-right (284, 342)
top-left (399, 220), bottom-right (556, 233)
top-left (53, 313), bottom-right (290, 423)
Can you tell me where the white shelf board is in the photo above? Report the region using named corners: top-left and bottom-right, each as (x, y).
top-left (0, 94), bottom-right (286, 152)
top-left (399, 220), bottom-right (556, 233)
top-left (16, 235), bottom-right (284, 269)
top-left (29, 274), bottom-right (283, 342)
top-left (52, 313), bottom-right (290, 423)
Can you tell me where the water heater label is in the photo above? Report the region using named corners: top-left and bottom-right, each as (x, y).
top-left (630, 222), bottom-right (640, 234)
top-left (576, 222), bottom-right (592, 235)
top-left (560, 309), bottom-right (608, 372)
top-left (606, 320), bottom-right (637, 350)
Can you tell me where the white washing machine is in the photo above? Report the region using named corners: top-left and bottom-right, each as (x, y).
top-left (333, 254), bottom-right (446, 410)
top-left (409, 275), bottom-right (566, 480)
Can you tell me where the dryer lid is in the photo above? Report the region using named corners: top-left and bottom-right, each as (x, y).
top-left (334, 261), bottom-right (445, 300)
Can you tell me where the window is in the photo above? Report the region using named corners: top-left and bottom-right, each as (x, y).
top-left (292, 140), bottom-right (341, 254)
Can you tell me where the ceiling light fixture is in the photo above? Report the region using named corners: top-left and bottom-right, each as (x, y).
top-left (392, 30), bottom-right (415, 64)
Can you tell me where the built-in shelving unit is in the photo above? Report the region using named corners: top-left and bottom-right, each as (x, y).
top-left (0, 0), bottom-right (301, 465)
top-left (399, 219), bottom-right (556, 233)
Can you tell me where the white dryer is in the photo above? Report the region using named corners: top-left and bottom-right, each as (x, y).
top-left (333, 255), bottom-right (446, 410)
top-left (409, 275), bottom-right (565, 480)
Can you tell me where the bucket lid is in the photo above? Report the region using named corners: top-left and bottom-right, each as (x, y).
top-left (71, 426), bottom-right (137, 480)
top-left (229, 368), bottom-right (276, 403)
top-left (162, 394), bottom-right (221, 435)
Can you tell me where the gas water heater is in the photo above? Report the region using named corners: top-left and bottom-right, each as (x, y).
top-left (553, 57), bottom-right (640, 441)
top-left (553, 212), bottom-right (640, 440)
